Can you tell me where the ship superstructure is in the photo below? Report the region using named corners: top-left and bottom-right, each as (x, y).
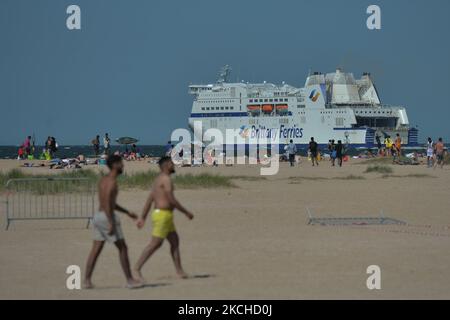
top-left (188, 66), bottom-right (418, 149)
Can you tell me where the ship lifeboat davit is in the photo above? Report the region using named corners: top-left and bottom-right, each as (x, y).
top-left (262, 104), bottom-right (274, 113)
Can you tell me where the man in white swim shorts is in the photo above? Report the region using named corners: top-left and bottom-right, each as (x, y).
top-left (84, 155), bottom-right (143, 289)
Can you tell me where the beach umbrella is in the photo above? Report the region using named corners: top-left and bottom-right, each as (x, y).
top-left (115, 137), bottom-right (139, 145)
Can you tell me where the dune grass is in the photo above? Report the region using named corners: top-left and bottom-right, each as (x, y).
top-left (0, 169), bottom-right (237, 193)
top-left (0, 169), bottom-right (100, 194)
top-left (364, 165), bottom-right (393, 174)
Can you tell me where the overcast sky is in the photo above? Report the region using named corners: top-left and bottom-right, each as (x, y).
top-left (1, 0), bottom-right (449, 145)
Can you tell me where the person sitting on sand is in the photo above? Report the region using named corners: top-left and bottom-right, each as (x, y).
top-left (84, 155), bottom-right (143, 289)
top-left (134, 156), bottom-right (194, 282)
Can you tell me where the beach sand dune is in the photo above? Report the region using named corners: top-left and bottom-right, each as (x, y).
top-left (1, 159), bottom-right (449, 299)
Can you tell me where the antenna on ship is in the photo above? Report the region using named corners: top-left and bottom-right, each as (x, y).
top-left (217, 65), bottom-right (231, 84)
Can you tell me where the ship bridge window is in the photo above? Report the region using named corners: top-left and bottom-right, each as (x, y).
top-left (220, 107), bottom-right (224, 110)
top-left (284, 98), bottom-right (288, 102)
top-left (201, 107), bottom-right (205, 110)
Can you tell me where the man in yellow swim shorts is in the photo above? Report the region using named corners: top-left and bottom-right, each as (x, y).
top-left (134, 156), bottom-right (194, 281)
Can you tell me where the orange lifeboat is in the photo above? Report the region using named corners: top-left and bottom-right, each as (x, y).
top-left (276, 104), bottom-right (288, 110)
top-left (247, 105), bottom-right (261, 111)
top-left (262, 104), bottom-right (274, 113)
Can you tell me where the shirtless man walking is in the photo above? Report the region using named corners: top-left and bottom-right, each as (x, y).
top-left (84, 155), bottom-right (142, 289)
top-left (434, 137), bottom-right (446, 169)
top-left (134, 156), bottom-right (194, 281)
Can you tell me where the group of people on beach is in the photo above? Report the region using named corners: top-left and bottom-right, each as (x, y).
top-left (375, 133), bottom-right (403, 160)
top-left (17, 136), bottom-right (34, 160)
top-left (286, 137), bottom-right (346, 167)
top-left (426, 137), bottom-right (446, 168)
top-left (91, 134), bottom-right (143, 161)
top-left (91, 133), bottom-right (110, 156)
top-left (17, 135), bottom-right (58, 160)
top-left (84, 155), bottom-right (194, 289)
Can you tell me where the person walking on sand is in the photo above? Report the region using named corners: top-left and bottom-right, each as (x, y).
top-left (336, 140), bottom-right (344, 167)
top-left (23, 136), bottom-right (31, 157)
top-left (84, 155), bottom-right (143, 289)
top-left (375, 134), bottom-right (382, 155)
top-left (384, 135), bottom-right (393, 156)
top-left (330, 139), bottom-right (336, 166)
top-left (308, 137), bottom-right (319, 166)
top-left (134, 156), bottom-right (194, 282)
top-left (426, 137), bottom-right (434, 168)
top-left (103, 133), bottom-right (111, 155)
top-left (394, 133), bottom-right (402, 160)
top-left (287, 139), bottom-right (297, 167)
top-left (434, 137), bottom-right (446, 169)
top-left (92, 135), bottom-right (100, 156)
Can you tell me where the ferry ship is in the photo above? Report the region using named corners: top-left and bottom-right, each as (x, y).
top-left (188, 66), bottom-right (418, 151)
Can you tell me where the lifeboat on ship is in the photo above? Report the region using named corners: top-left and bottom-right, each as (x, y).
top-left (276, 104), bottom-right (289, 114)
top-left (247, 104), bottom-right (261, 116)
top-left (262, 104), bottom-right (274, 113)
top-left (247, 105), bottom-right (261, 111)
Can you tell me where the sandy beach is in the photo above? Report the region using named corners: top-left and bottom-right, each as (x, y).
top-left (1, 158), bottom-right (449, 299)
